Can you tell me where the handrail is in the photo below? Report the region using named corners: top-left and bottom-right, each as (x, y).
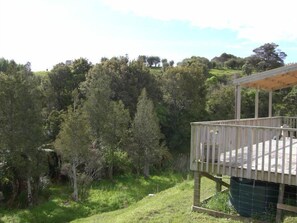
top-left (190, 116), bottom-right (297, 186)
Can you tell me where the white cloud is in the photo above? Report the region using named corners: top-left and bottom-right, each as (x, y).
top-left (102, 0), bottom-right (297, 42)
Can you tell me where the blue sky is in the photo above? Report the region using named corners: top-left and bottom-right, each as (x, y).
top-left (0, 0), bottom-right (296, 71)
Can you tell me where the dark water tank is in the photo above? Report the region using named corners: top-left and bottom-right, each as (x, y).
top-left (229, 177), bottom-right (279, 217)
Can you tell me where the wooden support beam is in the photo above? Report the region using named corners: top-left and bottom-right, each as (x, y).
top-left (192, 206), bottom-right (264, 223)
top-left (277, 203), bottom-right (297, 213)
top-left (269, 91), bottom-right (272, 117)
top-left (255, 88), bottom-right (259, 118)
top-left (193, 171), bottom-right (201, 206)
top-left (216, 174), bottom-right (222, 193)
top-left (236, 85), bottom-right (241, 120)
top-left (200, 172), bottom-right (230, 188)
top-left (276, 183), bottom-right (285, 223)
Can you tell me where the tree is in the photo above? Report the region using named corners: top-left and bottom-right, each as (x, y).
top-left (0, 66), bottom-right (45, 207)
top-left (83, 63), bottom-right (112, 138)
top-left (206, 85), bottom-right (235, 120)
top-left (55, 107), bottom-right (91, 201)
top-left (97, 58), bottom-right (161, 116)
top-left (161, 65), bottom-right (207, 152)
top-left (161, 58), bottom-right (169, 70)
top-left (48, 63), bottom-right (73, 111)
top-left (246, 43), bottom-right (287, 72)
top-left (101, 101), bottom-right (131, 179)
top-left (83, 63), bottom-right (132, 179)
top-left (137, 55), bottom-right (147, 64)
top-left (132, 89), bottom-right (165, 177)
top-left (147, 56), bottom-right (161, 67)
top-left (225, 58), bottom-right (245, 69)
top-left (70, 58), bottom-right (92, 90)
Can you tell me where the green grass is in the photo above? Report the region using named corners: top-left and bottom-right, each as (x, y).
top-left (0, 172), bottom-right (183, 223)
top-left (34, 71), bottom-right (49, 76)
top-left (1, 173), bottom-right (296, 223)
top-left (72, 178), bottom-right (240, 223)
top-left (202, 191), bottom-right (236, 215)
top-left (209, 68), bottom-right (242, 77)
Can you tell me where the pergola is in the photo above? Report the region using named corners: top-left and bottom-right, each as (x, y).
top-left (233, 63), bottom-right (297, 119)
top-left (191, 63), bottom-right (297, 222)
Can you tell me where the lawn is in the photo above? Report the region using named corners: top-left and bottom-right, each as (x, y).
top-left (72, 177), bottom-right (239, 223)
top-left (1, 173), bottom-right (296, 223)
top-left (0, 172), bottom-right (184, 223)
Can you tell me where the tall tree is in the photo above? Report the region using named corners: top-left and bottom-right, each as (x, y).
top-left (0, 66), bottom-right (45, 207)
top-left (70, 58), bottom-right (92, 90)
top-left (245, 43), bottom-right (287, 72)
top-left (101, 101), bottom-right (131, 179)
top-left (83, 63), bottom-right (131, 179)
top-left (54, 107), bottom-right (91, 201)
top-left (48, 63), bottom-right (73, 111)
top-left (97, 57), bottom-right (161, 116)
top-left (132, 89), bottom-right (165, 177)
top-left (161, 65), bottom-right (207, 152)
top-left (147, 56), bottom-right (161, 67)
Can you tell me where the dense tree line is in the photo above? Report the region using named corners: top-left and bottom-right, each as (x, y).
top-left (0, 43), bottom-right (295, 206)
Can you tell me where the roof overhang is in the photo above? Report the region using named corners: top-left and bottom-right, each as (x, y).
top-left (233, 63), bottom-right (297, 91)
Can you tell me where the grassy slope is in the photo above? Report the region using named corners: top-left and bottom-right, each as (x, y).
top-left (72, 178), bottom-right (239, 223)
top-left (209, 68), bottom-right (242, 77)
top-left (73, 177), bottom-right (297, 223)
top-left (0, 173), bottom-right (184, 223)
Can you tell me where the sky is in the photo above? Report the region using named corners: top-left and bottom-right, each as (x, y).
top-left (0, 0), bottom-right (296, 71)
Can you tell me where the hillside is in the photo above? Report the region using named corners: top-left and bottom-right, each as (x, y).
top-left (73, 177), bottom-right (297, 223)
top-left (72, 178), bottom-right (239, 223)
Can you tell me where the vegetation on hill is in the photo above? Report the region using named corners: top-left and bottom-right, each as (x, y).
top-left (0, 43), bottom-right (296, 222)
top-left (0, 173), bottom-right (184, 223)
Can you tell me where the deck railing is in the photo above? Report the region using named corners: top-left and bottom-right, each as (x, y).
top-left (190, 116), bottom-right (297, 186)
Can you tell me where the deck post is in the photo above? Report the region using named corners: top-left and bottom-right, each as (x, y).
top-left (276, 183), bottom-right (285, 223)
top-left (255, 88), bottom-right (259, 118)
top-left (215, 174), bottom-right (222, 193)
top-left (235, 85), bottom-right (241, 120)
top-left (193, 171), bottom-right (201, 206)
top-left (269, 91), bottom-right (272, 117)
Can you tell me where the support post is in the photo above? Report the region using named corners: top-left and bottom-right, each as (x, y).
top-left (269, 91), bottom-right (272, 117)
top-left (236, 85), bottom-right (241, 120)
top-left (215, 174), bottom-right (222, 193)
top-left (193, 171), bottom-right (201, 206)
top-left (276, 184), bottom-right (285, 223)
top-left (255, 88), bottom-right (259, 119)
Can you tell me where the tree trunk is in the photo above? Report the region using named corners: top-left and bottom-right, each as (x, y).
top-left (108, 165), bottom-right (113, 181)
top-left (7, 179), bottom-right (19, 207)
top-left (143, 158), bottom-right (150, 178)
top-left (27, 178), bottom-right (33, 207)
top-left (72, 161), bottom-right (78, 201)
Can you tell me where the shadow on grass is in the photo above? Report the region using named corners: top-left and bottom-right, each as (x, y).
top-left (0, 172), bottom-right (185, 223)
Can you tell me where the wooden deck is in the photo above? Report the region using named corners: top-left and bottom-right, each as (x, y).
top-left (223, 137), bottom-right (297, 175)
top-left (190, 116), bottom-right (297, 186)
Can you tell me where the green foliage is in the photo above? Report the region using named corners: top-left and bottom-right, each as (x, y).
top-left (48, 63), bottom-right (73, 111)
top-left (245, 43), bottom-right (287, 73)
top-left (206, 85), bottom-right (235, 120)
top-left (55, 107), bottom-right (91, 163)
top-left (132, 89), bottom-right (166, 177)
top-left (72, 178), bottom-right (241, 223)
top-left (0, 65), bottom-right (46, 206)
top-left (70, 58), bottom-right (92, 89)
top-left (161, 65), bottom-right (208, 152)
top-left (55, 107), bottom-right (92, 201)
top-left (0, 172), bottom-right (184, 223)
top-left (147, 56), bottom-right (161, 67)
top-left (202, 192), bottom-right (236, 214)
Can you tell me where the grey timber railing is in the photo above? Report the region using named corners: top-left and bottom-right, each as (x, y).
top-left (190, 117), bottom-right (297, 186)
